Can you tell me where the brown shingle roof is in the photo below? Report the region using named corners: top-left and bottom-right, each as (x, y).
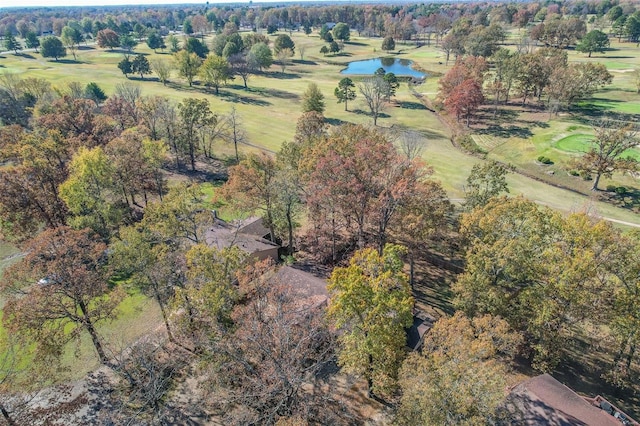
top-left (505, 374), bottom-right (622, 426)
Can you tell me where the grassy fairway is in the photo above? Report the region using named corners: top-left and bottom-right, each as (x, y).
top-left (2, 31), bottom-right (640, 223)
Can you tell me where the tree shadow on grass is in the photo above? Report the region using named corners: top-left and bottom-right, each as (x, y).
top-left (15, 52), bottom-right (35, 59)
top-left (477, 124), bottom-right (534, 139)
top-left (247, 86), bottom-right (299, 100)
top-left (345, 41), bottom-right (367, 46)
top-left (293, 59), bottom-right (317, 65)
top-left (325, 117), bottom-right (351, 126)
top-left (399, 101), bottom-right (427, 110)
top-left (265, 71), bottom-right (301, 79)
top-left (350, 108), bottom-right (391, 119)
top-left (55, 59), bottom-right (83, 64)
top-left (78, 45), bottom-right (95, 51)
top-left (218, 90), bottom-right (271, 107)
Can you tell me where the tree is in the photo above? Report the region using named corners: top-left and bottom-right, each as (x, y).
top-left (276, 48), bottom-right (293, 74)
top-left (167, 34), bottom-right (180, 52)
top-left (96, 29), bottom-right (120, 50)
top-left (443, 78), bottom-right (484, 126)
top-left (332, 22), bottom-right (350, 42)
top-left (320, 45), bottom-right (329, 56)
top-left (576, 29), bottom-right (610, 57)
top-left (454, 197), bottom-right (618, 371)
top-left (335, 77), bottom-right (356, 111)
top-left (229, 53), bottom-right (253, 89)
top-left (221, 152), bottom-right (278, 241)
top-left (329, 41), bottom-right (340, 54)
top-left (274, 34), bottom-right (295, 54)
top-left (84, 82), bottom-right (107, 106)
top-left (1, 227), bottom-right (123, 365)
top-left (381, 36), bottom-right (395, 52)
top-left (131, 54), bottom-right (151, 79)
top-left (301, 82), bottom-right (325, 114)
top-left (151, 58), bottom-right (172, 85)
top-left (208, 264), bottom-right (337, 424)
top-left (40, 36), bottom-right (66, 61)
top-left (177, 98), bottom-right (215, 171)
top-left (199, 54), bottom-right (232, 95)
top-left (397, 313), bottom-right (521, 426)
top-left (61, 26), bottom-right (83, 60)
top-left (4, 31), bottom-right (21, 54)
top-left (327, 244), bottom-right (413, 397)
top-left (182, 18), bottom-right (193, 35)
top-left (184, 37), bottom-right (209, 58)
top-left (59, 146), bottom-right (125, 238)
top-left (383, 72), bottom-right (399, 100)
top-left (146, 32), bottom-right (165, 52)
top-left (173, 50), bottom-right (202, 86)
top-left (250, 42), bottom-right (273, 71)
top-left (225, 106), bottom-right (247, 162)
top-left (464, 160), bottom-right (513, 210)
top-left (358, 76), bottom-right (388, 126)
top-left (573, 120), bottom-right (639, 191)
top-left (118, 57), bottom-right (133, 78)
top-left (110, 225), bottom-right (182, 344)
top-left (24, 31), bottom-right (39, 52)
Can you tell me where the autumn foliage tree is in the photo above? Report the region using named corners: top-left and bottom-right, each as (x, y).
top-left (397, 313), bottom-right (521, 426)
top-left (327, 244), bottom-right (413, 397)
top-left (1, 227), bottom-right (124, 364)
top-left (443, 78), bottom-right (484, 126)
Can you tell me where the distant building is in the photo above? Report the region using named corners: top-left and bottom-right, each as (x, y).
top-left (504, 374), bottom-right (639, 426)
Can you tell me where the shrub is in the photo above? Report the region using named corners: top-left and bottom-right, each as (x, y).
top-left (606, 185), bottom-right (617, 192)
top-left (615, 186), bottom-right (627, 195)
top-left (579, 170), bottom-right (592, 180)
top-left (457, 135), bottom-right (487, 156)
top-left (568, 170), bottom-right (580, 176)
top-left (537, 156), bottom-right (553, 165)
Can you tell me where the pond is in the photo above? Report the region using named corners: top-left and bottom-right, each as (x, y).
top-left (340, 57), bottom-right (426, 78)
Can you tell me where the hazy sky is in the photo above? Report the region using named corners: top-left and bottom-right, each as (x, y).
top-left (2, 0), bottom-right (255, 9)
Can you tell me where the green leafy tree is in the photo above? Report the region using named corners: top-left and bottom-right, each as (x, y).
top-left (320, 45), bottom-right (329, 56)
top-left (173, 50), bottom-right (202, 87)
top-left (397, 313), bottom-right (521, 426)
top-left (463, 160), bottom-right (513, 210)
top-left (249, 42), bottom-right (273, 71)
top-left (454, 197), bottom-right (619, 371)
top-left (383, 72), bottom-right (399, 100)
top-left (576, 29), bottom-right (610, 57)
top-left (332, 22), bottom-right (350, 42)
top-left (118, 57), bottom-right (133, 77)
top-left (132, 54), bottom-right (151, 79)
top-left (327, 244), bottom-right (414, 397)
top-left (3, 31), bottom-right (21, 54)
top-left (329, 41), bottom-right (340, 54)
top-left (119, 34), bottom-right (137, 54)
top-left (24, 31), bottom-right (40, 52)
top-left (61, 26), bottom-right (83, 60)
top-left (381, 36), bottom-right (395, 52)
top-left (183, 18), bottom-right (193, 35)
top-left (59, 146), bottom-right (123, 238)
top-left (274, 34), bottom-right (295, 54)
top-left (301, 82), bottom-right (325, 114)
top-left (335, 77), bottom-right (356, 111)
top-left (84, 82), bottom-right (107, 106)
top-left (151, 58), bottom-right (172, 85)
top-left (184, 37), bottom-right (209, 58)
top-left (573, 120), bottom-right (639, 191)
top-left (146, 32), bottom-right (165, 52)
top-left (166, 34), bottom-right (180, 53)
top-left (199, 54), bottom-right (232, 95)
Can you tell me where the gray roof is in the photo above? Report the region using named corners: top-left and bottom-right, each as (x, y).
top-left (205, 218), bottom-right (278, 255)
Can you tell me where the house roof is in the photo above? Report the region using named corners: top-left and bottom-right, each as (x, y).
top-left (505, 374), bottom-right (624, 426)
top-left (406, 311), bottom-right (435, 351)
top-left (205, 218), bottom-right (278, 255)
top-left (237, 216), bottom-right (271, 239)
